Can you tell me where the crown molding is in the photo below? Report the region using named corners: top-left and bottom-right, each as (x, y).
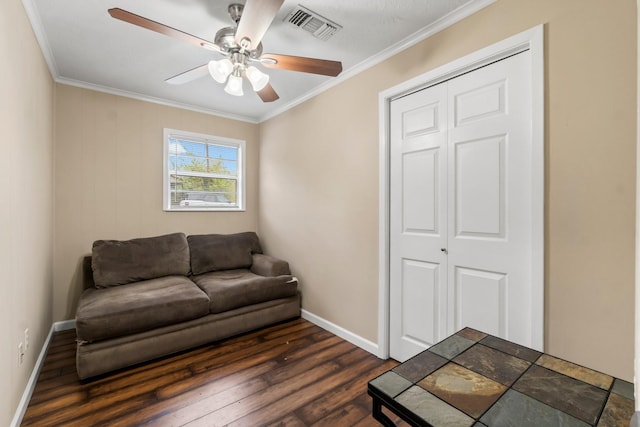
top-left (21, 0), bottom-right (58, 79)
top-left (21, 0), bottom-right (495, 125)
top-left (257, 0), bottom-right (496, 122)
top-left (55, 77), bottom-right (259, 124)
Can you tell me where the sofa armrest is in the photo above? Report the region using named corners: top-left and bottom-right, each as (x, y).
top-left (251, 254), bottom-right (291, 277)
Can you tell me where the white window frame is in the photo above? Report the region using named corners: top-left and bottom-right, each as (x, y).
top-left (163, 128), bottom-right (246, 212)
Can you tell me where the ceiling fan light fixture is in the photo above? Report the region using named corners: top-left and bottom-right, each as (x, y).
top-left (208, 58), bottom-right (233, 83)
top-left (245, 66), bottom-right (269, 91)
top-left (107, 3), bottom-right (343, 104)
top-left (224, 70), bottom-right (244, 96)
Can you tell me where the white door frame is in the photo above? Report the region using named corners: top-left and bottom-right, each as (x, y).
top-left (377, 25), bottom-right (545, 359)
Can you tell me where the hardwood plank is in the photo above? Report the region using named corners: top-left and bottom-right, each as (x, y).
top-left (21, 391), bottom-right (88, 424)
top-left (262, 340), bottom-right (355, 385)
top-left (310, 402), bottom-right (371, 427)
top-left (266, 413), bottom-right (308, 427)
top-left (117, 362), bottom-right (279, 426)
top-left (24, 369), bottom-right (192, 426)
top-left (113, 377), bottom-right (269, 427)
top-left (157, 330), bottom-right (330, 399)
top-left (296, 358), bottom-right (399, 424)
top-left (56, 394), bottom-right (157, 427)
top-left (187, 360), bottom-right (344, 426)
top-left (224, 354), bottom-right (387, 426)
top-left (21, 319), bottom-right (400, 427)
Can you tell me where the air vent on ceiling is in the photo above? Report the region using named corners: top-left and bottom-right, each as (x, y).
top-left (284, 5), bottom-right (342, 41)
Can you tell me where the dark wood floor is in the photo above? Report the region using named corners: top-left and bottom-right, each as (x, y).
top-left (21, 318), bottom-right (409, 426)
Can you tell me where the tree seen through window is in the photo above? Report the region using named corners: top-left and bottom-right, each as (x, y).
top-left (166, 132), bottom-right (243, 209)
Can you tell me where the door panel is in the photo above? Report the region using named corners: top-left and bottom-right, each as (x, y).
top-left (402, 102), bottom-right (441, 138)
top-left (454, 135), bottom-right (505, 238)
top-left (401, 260), bottom-right (441, 348)
top-left (402, 149), bottom-right (440, 233)
top-left (455, 267), bottom-right (506, 337)
top-left (454, 79), bottom-right (506, 126)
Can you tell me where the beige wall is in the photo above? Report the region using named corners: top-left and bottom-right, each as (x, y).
top-left (3, 2), bottom-right (636, 424)
top-left (53, 85), bottom-right (259, 321)
top-left (259, 0), bottom-right (637, 380)
top-left (1, 0), bottom-right (54, 425)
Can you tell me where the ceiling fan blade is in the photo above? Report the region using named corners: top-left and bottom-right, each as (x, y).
top-left (256, 83), bottom-right (280, 102)
top-left (165, 64), bottom-right (210, 85)
top-left (108, 8), bottom-right (219, 51)
top-left (234, 0), bottom-right (284, 49)
top-left (260, 54), bottom-right (343, 77)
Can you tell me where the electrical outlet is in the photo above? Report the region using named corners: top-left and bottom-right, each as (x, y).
top-left (18, 342), bottom-right (24, 366)
top-left (24, 328), bottom-right (29, 351)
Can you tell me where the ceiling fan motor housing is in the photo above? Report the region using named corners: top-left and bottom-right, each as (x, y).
top-left (214, 27), bottom-right (262, 58)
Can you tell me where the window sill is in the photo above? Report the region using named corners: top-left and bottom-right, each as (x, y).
top-left (164, 207), bottom-right (246, 212)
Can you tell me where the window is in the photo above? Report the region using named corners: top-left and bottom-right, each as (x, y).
top-left (163, 128), bottom-right (245, 211)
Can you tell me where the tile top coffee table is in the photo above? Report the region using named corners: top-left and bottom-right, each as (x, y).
top-left (368, 328), bottom-right (634, 426)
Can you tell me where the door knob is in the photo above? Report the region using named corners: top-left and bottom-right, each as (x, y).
top-left (441, 248), bottom-right (447, 254)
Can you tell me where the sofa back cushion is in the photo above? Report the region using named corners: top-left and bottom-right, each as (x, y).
top-left (92, 233), bottom-right (191, 288)
top-left (188, 232), bottom-right (262, 275)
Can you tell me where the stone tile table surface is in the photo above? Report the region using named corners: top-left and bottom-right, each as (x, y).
top-left (368, 328), bottom-right (634, 427)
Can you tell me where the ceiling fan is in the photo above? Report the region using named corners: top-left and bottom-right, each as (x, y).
top-left (108, 0), bottom-right (343, 102)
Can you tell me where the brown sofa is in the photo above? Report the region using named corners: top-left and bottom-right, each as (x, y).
top-left (75, 231), bottom-right (300, 380)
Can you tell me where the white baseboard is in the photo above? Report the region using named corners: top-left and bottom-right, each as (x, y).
top-left (54, 319), bottom-right (76, 331)
top-left (301, 309), bottom-right (381, 357)
top-left (10, 319), bottom-right (76, 427)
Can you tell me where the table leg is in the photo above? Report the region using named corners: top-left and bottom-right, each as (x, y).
top-left (371, 396), bottom-right (397, 427)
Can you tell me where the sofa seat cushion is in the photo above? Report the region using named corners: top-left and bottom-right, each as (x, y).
top-left (76, 275), bottom-right (210, 342)
top-left (191, 269), bottom-right (298, 314)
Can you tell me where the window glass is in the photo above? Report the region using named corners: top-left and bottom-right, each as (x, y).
top-left (164, 129), bottom-right (245, 211)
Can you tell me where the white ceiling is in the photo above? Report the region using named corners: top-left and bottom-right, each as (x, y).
top-left (24, 0), bottom-right (491, 122)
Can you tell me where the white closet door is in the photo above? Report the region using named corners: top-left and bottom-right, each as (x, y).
top-left (389, 50), bottom-right (534, 361)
